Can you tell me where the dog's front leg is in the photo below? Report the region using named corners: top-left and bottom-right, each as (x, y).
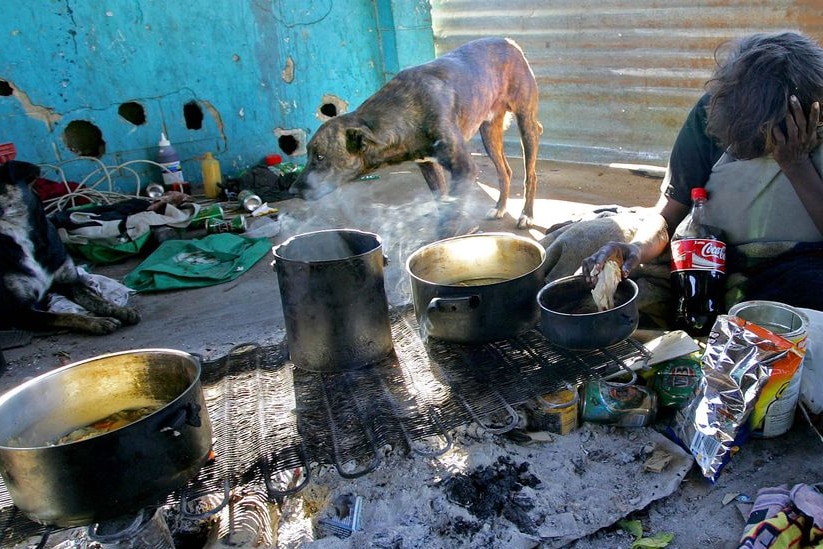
top-left (417, 161), bottom-right (448, 199)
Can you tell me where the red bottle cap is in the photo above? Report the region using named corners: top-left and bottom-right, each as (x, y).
top-left (265, 154), bottom-right (283, 166)
top-left (690, 187), bottom-right (707, 201)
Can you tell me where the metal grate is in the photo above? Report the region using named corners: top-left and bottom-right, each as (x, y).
top-left (0, 305), bottom-right (649, 544)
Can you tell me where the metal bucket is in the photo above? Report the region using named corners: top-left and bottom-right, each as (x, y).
top-left (272, 229), bottom-right (394, 371)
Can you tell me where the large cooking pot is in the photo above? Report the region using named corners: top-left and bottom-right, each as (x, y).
top-left (272, 228), bottom-right (394, 371)
top-left (0, 349), bottom-right (212, 527)
top-left (538, 274), bottom-right (639, 350)
top-left (405, 232), bottom-right (547, 343)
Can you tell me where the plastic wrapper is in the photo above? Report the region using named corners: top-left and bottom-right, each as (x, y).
top-left (669, 315), bottom-right (804, 482)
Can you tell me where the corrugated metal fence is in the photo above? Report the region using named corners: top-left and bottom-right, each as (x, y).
top-left (431, 0), bottom-right (823, 168)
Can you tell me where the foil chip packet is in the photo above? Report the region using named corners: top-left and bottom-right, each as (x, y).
top-left (669, 314), bottom-right (805, 483)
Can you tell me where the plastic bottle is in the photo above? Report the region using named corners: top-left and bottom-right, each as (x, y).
top-left (669, 187), bottom-right (727, 336)
top-left (157, 133), bottom-right (185, 189)
top-left (201, 152), bottom-right (222, 199)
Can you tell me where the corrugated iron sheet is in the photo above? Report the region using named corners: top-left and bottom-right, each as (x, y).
top-left (431, 0), bottom-right (823, 168)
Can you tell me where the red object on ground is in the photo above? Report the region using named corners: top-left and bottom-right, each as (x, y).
top-left (265, 153), bottom-right (283, 166)
top-left (31, 178), bottom-right (87, 204)
top-left (0, 142), bottom-right (16, 164)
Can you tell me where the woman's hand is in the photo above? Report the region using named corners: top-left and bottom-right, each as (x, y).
top-left (582, 242), bottom-right (642, 288)
top-left (772, 95), bottom-right (821, 169)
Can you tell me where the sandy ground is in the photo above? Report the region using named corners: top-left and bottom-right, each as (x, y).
top-left (2, 156), bottom-right (821, 548)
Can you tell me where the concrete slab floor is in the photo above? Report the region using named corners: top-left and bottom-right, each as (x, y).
top-left (2, 157), bottom-right (821, 548)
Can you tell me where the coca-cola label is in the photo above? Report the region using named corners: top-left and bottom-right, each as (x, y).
top-left (670, 238), bottom-right (726, 273)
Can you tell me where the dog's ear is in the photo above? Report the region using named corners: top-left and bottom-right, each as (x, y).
top-left (5, 160), bottom-right (41, 185)
top-left (345, 125), bottom-right (384, 154)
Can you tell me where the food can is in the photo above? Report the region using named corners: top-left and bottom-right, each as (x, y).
top-left (728, 300), bottom-right (809, 438)
top-left (529, 385), bottom-right (579, 435)
top-left (728, 300), bottom-right (809, 349)
top-left (188, 204), bottom-right (224, 229)
top-left (580, 379), bottom-right (656, 427)
top-left (237, 190), bottom-right (263, 212)
top-left (205, 215), bottom-right (248, 234)
top-left (652, 355), bottom-right (703, 408)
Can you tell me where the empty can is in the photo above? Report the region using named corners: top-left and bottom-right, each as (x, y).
top-left (238, 190), bottom-right (263, 212)
top-left (580, 379), bottom-right (656, 427)
top-left (529, 384), bottom-right (579, 435)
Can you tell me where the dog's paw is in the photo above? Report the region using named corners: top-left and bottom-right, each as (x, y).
top-left (114, 306), bottom-right (141, 326)
top-left (82, 317), bottom-right (123, 335)
top-left (516, 214), bottom-right (533, 229)
top-left (486, 206), bottom-right (507, 220)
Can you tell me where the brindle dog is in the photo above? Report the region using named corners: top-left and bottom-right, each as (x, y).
top-left (0, 160), bottom-right (140, 334)
top-left (290, 37), bottom-right (543, 231)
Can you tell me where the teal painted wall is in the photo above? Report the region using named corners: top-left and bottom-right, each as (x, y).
top-left (0, 0), bottom-right (434, 192)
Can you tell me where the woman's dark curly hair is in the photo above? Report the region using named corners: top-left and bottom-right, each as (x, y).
top-left (705, 31), bottom-right (823, 159)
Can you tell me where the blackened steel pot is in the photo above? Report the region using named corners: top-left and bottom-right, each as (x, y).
top-left (406, 232), bottom-right (548, 343)
top-left (272, 229), bottom-right (394, 371)
top-left (538, 274), bottom-right (639, 350)
top-left (0, 349), bottom-right (212, 527)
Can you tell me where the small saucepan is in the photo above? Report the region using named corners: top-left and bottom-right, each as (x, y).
top-left (537, 274), bottom-right (639, 350)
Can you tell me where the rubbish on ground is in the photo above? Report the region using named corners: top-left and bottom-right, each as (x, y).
top-left (669, 315), bottom-right (804, 482)
top-left (250, 203), bottom-right (278, 217)
top-left (156, 133), bottom-right (185, 188)
top-left (642, 448), bottom-right (673, 473)
top-left (649, 354), bottom-right (703, 409)
top-left (200, 152), bottom-right (222, 199)
top-left (618, 519), bottom-right (674, 548)
top-left (187, 204), bottom-right (225, 229)
top-left (318, 494), bottom-right (363, 539)
top-left (580, 379), bottom-right (657, 427)
top-left (237, 189), bottom-right (262, 211)
top-left (642, 330), bottom-right (701, 366)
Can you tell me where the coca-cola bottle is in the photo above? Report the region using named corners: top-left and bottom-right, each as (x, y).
top-left (669, 187), bottom-right (726, 336)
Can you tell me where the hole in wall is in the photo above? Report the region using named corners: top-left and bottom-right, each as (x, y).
top-left (278, 135), bottom-right (299, 156)
top-left (63, 120), bottom-right (106, 158)
top-left (275, 128), bottom-right (307, 157)
top-left (118, 101), bottom-right (146, 126)
top-left (320, 103), bottom-right (338, 118)
top-left (184, 101), bottom-right (204, 130)
top-left (0, 80), bottom-right (12, 96)
top-left (316, 94), bottom-right (347, 123)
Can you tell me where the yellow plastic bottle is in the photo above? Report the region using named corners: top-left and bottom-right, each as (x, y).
top-left (201, 152), bottom-right (222, 198)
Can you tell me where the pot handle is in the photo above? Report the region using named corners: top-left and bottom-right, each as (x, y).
top-left (426, 295), bottom-right (482, 317)
top-left (160, 402), bottom-right (203, 437)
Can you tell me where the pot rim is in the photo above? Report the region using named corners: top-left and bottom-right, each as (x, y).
top-left (272, 228), bottom-right (383, 265)
top-left (537, 274), bottom-right (639, 317)
top-left (0, 348), bottom-right (201, 451)
top-left (405, 232), bottom-right (547, 286)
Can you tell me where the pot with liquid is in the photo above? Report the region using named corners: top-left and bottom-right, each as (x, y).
top-left (405, 233), bottom-right (548, 343)
top-left (0, 349), bottom-right (212, 527)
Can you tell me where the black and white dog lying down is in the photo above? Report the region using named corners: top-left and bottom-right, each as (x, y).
top-left (0, 160), bottom-right (140, 334)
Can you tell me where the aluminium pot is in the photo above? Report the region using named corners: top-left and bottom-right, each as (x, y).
top-left (537, 274), bottom-right (639, 350)
top-left (405, 232), bottom-right (548, 344)
top-left (272, 228), bottom-right (394, 371)
top-left (0, 349), bottom-right (212, 527)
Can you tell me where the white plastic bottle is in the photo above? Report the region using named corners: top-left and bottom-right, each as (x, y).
top-left (157, 133), bottom-right (184, 188)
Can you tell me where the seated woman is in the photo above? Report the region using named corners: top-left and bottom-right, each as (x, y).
top-left (582, 31), bottom-right (823, 327)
